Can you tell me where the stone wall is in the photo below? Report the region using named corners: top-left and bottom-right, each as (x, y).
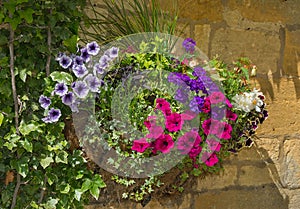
top-left (85, 0), bottom-right (300, 208)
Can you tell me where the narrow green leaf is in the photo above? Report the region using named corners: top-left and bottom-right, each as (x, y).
top-left (0, 113), bottom-right (4, 126)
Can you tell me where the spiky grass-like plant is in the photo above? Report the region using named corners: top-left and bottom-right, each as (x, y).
top-left (81, 0), bottom-right (180, 44)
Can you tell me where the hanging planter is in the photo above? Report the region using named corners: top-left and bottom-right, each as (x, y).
top-left (39, 33), bottom-right (268, 206)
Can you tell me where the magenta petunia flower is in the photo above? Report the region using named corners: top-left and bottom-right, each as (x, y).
top-left (226, 98), bottom-right (233, 108)
top-left (131, 138), bottom-right (151, 153)
top-left (146, 125), bottom-right (164, 139)
top-left (144, 116), bottom-right (157, 129)
top-left (166, 113), bottom-right (183, 132)
top-left (201, 97), bottom-right (211, 113)
top-left (188, 145), bottom-right (202, 159)
top-left (226, 109), bottom-right (238, 121)
top-left (155, 98), bottom-right (171, 116)
top-left (209, 92), bottom-right (225, 104)
top-left (177, 130), bottom-right (202, 155)
top-left (202, 118), bottom-right (227, 136)
top-left (217, 122), bottom-right (232, 140)
top-left (181, 110), bottom-right (197, 121)
top-left (154, 134), bottom-right (174, 154)
top-left (206, 138), bottom-right (221, 152)
top-left (202, 152), bottom-right (219, 167)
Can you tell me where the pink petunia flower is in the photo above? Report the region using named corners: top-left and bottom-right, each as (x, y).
top-left (188, 145), bottom-right (202, 159)
top-left (181, 110), bottom-right (197, 121)
top-left (154, 134), bottom-right (174, 154)
top-left (144, 115), bottom-right (157, 129)
top-left (146, 125), bottom-right (164, 139)
top-left (217, 122), bottom-right (232, 140)
top-left (166, 113), bottom-right (183, 132)
top-left (156, 98), bottom-right (171, 116)
top-left (201, 152), bottom-right (219, 167)
top-left (226, 98), bottom-right (233, 108)
top-left (226, 109), bottom-right (238, 121)
top-left (206, 138), bottom-right (221, 152)
top-left (177, 130), bottom-right (202, 155)
top-left (131, 138), bottom-right (151, 153)
top-left (209, 92), bottom-right (225, 104)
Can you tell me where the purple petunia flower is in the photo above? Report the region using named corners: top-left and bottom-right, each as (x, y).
top-left (72, 81), bottom-right (89, 98)
top-left (87, 41), bottom-right (100, 55)
top-left (93, 63), bottom-right (104, 75)
top-left (62, 92), bottom-right (75, 105)
top-left (84, 74), bottom-right (102, 92)
top-left (189, 96), bottom-right (204, 113)
top-left (39, 95), bottom-right (51, 109)
top-left (54, 82), bottom-right (68, 96)
top-left (72, 65), bottom-right (88, 78)
top-left (73, 56), bottom-right (84, 66)
top-left (192, 66), bottom-right (206, 77)
top-left (59, 55), bottom-right (72, 69)
top-left (42, 108), bottom-right (61, 123)
top-left (175, 88), bottom-right (189, 103)
top-left (99, 55), bottom-right (110, 69)
top-left (80, 47), bottom-right (90, 62)
top-left (107, 47), bottom-right (119, 59)
top-left (182, 38), bottom-right (196, 53)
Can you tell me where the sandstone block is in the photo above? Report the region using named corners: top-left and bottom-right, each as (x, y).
top-left (210, 28), bottom-right (280, 74)
top-left (280, 139), bottom-right (300, 189)
top-left (197, 165), bottom-right (237, 191)
top-left (239, 165), bottom-right (274, 186)
top-left (194, 24), bottom-right (211, 55)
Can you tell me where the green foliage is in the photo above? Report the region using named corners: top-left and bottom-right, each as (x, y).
top-left (0, 0), bottom-right (106, 208)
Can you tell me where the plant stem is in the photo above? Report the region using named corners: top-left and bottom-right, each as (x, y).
top-left (46, 9), bottom-right (52, 77)
top-left (9, 21), bottom-right (19, 135)
top-left (38, 176), bottom-right (48, 204)
top-left (10, 173), bottom-right (21, 209)
top-left (9, 18), bottom-right (21, 209)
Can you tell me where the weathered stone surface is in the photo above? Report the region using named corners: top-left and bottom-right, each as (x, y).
top-left (239, 165), bottom-right (274, 186)
top-left (177, 0), bottom-right (223, 22)
top-left (210, 28), bottom-right (280, 74)
top-left (194, 185), bottom-right (288, 209)
top-left (255, 137), bottom-right (282, 163)
top-left (175, 22), bottom-right (191, 39)
top-left (283, 29), bottom-right (300, 76)
top-left (280, 139), bottom-right (300, 189)
top-left (286, 189), bottom-right (300, 209)
top-left (194, 24), bottom-right (211, 55)
top-left (226, 0), bottom-right (300, 25)
top-left (197, 165), bottom-right (237, 191)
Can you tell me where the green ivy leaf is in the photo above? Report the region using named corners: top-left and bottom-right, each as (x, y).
top-left (0, 112), bottom-right (4, 126)
top-left (63, 35), bottom-right (79, 53)
top-left (19, 120), bottom-right (41, 136)
top-left (50, 71), bottom-right (73, 85)
top-left (81, 179), bottom-right (92, 192)
top-left (93, 174), bottom-right (106, 188)
top-left (42, 198), bottom-right (58, 209)
top-left (60, 183), bottom-right (70, 194)
top-left (10, 157), bottom-right (29, 178)
top-left (55, 150), bottom-right (68, 164)
top-left (20, 138), bottom-right (33, 153)
top-left (90, 185), bottom-right (100, 200)
top-left (19, 68), bottom-right (27, 82)
top-left (40, 156), bottom-right (53, 169)
top-left (18, 8), bottom-right (34, 23)
top-left (74, 189), bottom-right (83, 201)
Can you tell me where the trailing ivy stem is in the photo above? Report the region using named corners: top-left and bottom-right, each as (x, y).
top-left (9, 21), bottom-right (21, 209)
top-left (46, 9), bottom-right (52, 77)
top-left (38, 175), bottom-right (48, 204)
top-left (9, 24), bottom-right (19, 135)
